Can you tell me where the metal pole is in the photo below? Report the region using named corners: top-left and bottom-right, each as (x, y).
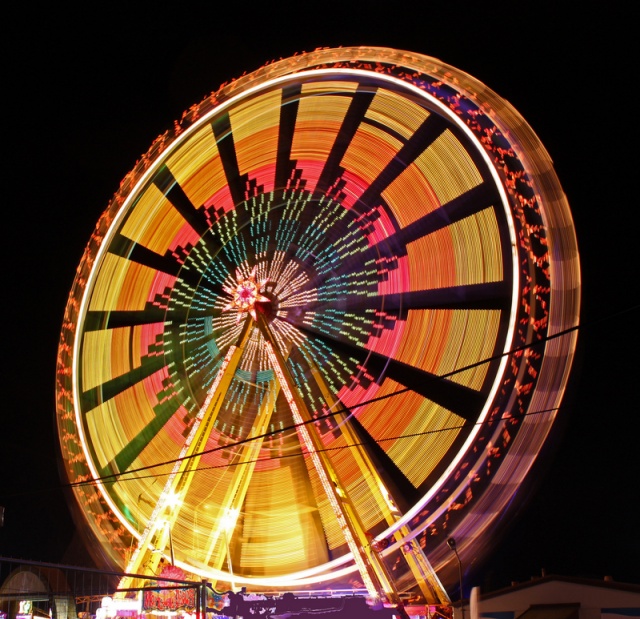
top-left (167, 522), bottom-right (175, 566)
top-left (447, 538), bottom-right (465, 619)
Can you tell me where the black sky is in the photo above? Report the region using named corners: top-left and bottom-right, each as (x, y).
top-left (1, 2), bottom-right (638, 593)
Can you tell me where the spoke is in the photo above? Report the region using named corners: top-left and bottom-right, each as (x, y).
top-left (353, 113), bottom-right (448, 211)
top-left (312, 87), bottom-right (377, 199)
top-left (81, 355), bottom-right (166, 411)
top-left (299, 182), bottom-right (502, 302)
top-left (106, 234), bottom-right (214, 295)
top-left (275, 84), bottom-right (302, 190)
top-left (107, 233), bottom-right (183, 276)
top-left (92, 336), bottom-right (225, 477)
top-left (295, 323), bottom-right (484, 420)
top-left (100, 396), bottom-right (182, 478)
top-left (342, 413), bottom-right (421, 510)
top-left (82, 297), bottom-right (216, 337)
top-left (154, 166), bottom-right (211, 236)
top-left (357, 181), bottom-right (499, 266)
top-left (306, 356), bottom-right (418, 509)
top-left (397, 181), bottom-right (498, 243)
top-left (212, 114), bottom-right (247, 206)
top-left (310, 281), bottom-right (512, 315)
top-left (83, 309), bottom-right (167, 331)
top-left (357, 350), bottom-right (483, 420)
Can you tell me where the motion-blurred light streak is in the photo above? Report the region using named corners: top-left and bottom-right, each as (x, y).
top-left (56, 47), bottom-right (580, 601)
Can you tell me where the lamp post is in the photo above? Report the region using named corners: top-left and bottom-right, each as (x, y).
top-left (447, 538), bottom-right (465, 619)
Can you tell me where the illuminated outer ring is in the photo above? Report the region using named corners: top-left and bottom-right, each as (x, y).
top-left (56, 47), bottom-right (580, 591)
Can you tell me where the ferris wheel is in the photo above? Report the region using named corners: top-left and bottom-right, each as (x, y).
top-left (55, 47), bottom-right (580, 604)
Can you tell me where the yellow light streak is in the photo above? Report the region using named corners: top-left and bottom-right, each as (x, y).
top-left (366, 88), bottom-right (430, 141)
top-left (341, 123), bottom-right (402, 187)
top-left (165, 122), bottom-right (226, 210)
top-left (291, 92), bottom-right (353, 179)
top-left (230, 89), bottom-right (281, 180)
top-left (382, 161), bottom-right (441, 228)
top-left (120, 183), bottom-right (195, 255)
top-left (414, 129), bottom-right (483, 204)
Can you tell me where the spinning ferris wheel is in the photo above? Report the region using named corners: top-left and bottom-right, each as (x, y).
top-left (55, 47), bottom-right (580, 604)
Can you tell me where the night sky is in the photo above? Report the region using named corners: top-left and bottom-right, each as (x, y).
top-left (1, 2), bottom-right (638, 594)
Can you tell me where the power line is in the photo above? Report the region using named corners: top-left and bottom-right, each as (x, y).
top-left (66, 319), bottom-right (583, 488)
top-left (66, 405), bottom-right (561, 489)
top-left (13, 304), bottom-right (639, 499)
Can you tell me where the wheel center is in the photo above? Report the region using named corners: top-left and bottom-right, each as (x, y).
top-left (234, 280), bottom-right (259, 310)
top-left (223, 266), bottom-right (270, 322)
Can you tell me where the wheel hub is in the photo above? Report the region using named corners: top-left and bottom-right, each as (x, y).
top-left (224, 266), bottom-right (270, 321)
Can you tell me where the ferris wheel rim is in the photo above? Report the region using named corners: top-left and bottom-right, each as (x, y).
top-left (56, 46), bottom-right (580, 592)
